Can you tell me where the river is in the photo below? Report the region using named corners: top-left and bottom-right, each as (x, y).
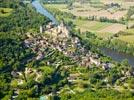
top-left (101, 48), bottom-right (134, 67)
top-left (31, 0), bottom-right (134, 67)
top-left (32, 0), bottom-right (58, 25)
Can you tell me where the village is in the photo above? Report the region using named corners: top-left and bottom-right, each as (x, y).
top-left (10, 21), bottom-right (134, 99)
top-left (24, 21), bottom-right (113, 70)
top-left (24, 21), bottom-right (134, 79)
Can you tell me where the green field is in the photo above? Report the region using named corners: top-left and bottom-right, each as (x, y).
top-left (96, 32), bottom-right (113, 39)
top-left (73, 19), bottom-right (116, 38)
top-left (0, 8), bottom-right (13, 17)
top-left (73, 19), bottom-right (112, 31)
top-left (117, 35), bottom-right (134, 43)
top-left (73, 19), bottom-right (126, 39)
top-left (116, 29), bottom-right (134, 44)
top-left (123, 29), bottom-right (134, 34)
top-left (88, 22), bottom-right (112, 31)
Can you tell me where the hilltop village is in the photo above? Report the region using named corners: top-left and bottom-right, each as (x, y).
top-left (9, 21), bottom-right (134, 99)
top-left (24, 21), bottom-right (134, 75)
top-left (24, 21), bottom-right (111, 70)
top-left (7, 18), bottom-right (134, 99)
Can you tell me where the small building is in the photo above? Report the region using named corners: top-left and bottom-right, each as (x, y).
top-left (36, 52), bottom-right (44, 60)
top-left (90, 57), bottom-right (100, 66)
top-left (102, 63), bottom-right (110, 70)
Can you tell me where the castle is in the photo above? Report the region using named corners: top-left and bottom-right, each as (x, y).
top-left (40, 21), bottom-right (70, 38)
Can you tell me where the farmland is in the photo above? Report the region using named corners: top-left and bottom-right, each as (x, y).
top-left (115, 29), bottom-right (134, 44)
top-left (45, 2), bottom-right (128, 20)
top-left (45, 5), bottom-right (127, 39)
top-left (73, 20), bottom-right (112, 32)
top-left (98, 23), bottom-right (126, 33)
top-left (44, 0), bottom-right (134, 41)
top-left (120, 28), bottom-right (134, 35)
top-left (116, 35), bottom-right (134, 43)
top-left (73, 19), bottom-right (126, 38)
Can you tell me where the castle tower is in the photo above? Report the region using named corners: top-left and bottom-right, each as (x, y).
top-left (64, 26), bottom-right (69, 37)
top-left (40, 26), bottom-right (43, 33)
top-left (60, 20), bottom-right (65, 27)
top-left (57, 20), bottom-right (70, 38)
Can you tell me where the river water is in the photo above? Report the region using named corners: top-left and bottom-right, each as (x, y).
top-left (101, 48), bottom-right (134, 67)
top-left (32, 0), bottom-right (58, 24)
top-left (31, 0), bottom-right (134, 67)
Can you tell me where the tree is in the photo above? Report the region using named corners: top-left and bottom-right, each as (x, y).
top-left (67, 2), bottom-right (73, 10)
top-left (0, 59), bottom-right (5, 70)
top-left (11, 80), bottom-right (18, 88)
top-left (128, 78), bottom-right (134, 89)
top-left (0, 9), bottom-right (5, 14)
top-left (121, 59), bottom-right (129, 67)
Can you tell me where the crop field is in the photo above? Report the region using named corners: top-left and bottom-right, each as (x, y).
top-left (116, 35), bottom-right (134, 43)
top-left (126, 29), bottom-right (134, 34)
top-left (73, 20), bottom-right (112, 31)
top-left (128, 21), bottom-right (134, 28)
top-left (122, 29), bottom-right (134, 34)
top-left (73, 20), bottom-right (111, 32)
top-left (98, 24), bottom-right (126, 33)
top-left (115, 29), bottom-right (134, 44)
top-left (0, 8), bottom-right (13, 17)
top-left (88, 22), bottom-right (112, 31)
top-left (73, 19), bottom-right (126, 38)
top-left (45, 2), bottom-right (128, 20)
top-left (95, 32), bottom-right (113, 39)
top-left (75, 10), bottom-right (127, 20)
top-left (45, 4), bottom-right (67, 12)
top-left (74, 19), bottom-right (127, 39)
